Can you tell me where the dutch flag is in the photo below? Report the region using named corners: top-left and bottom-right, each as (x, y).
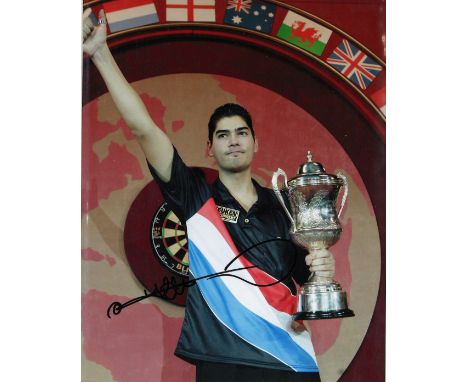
top-left (103, 0), bottom-right (159, 33)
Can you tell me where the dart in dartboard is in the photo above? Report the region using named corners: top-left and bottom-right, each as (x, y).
top-left (151, 202), bottom-right (190, 277)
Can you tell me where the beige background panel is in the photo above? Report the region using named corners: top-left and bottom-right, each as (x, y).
top-left (82, 358), bottom-right (116, 382)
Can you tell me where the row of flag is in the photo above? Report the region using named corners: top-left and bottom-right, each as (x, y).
top-left (99, 0), bottom-right (385, 113)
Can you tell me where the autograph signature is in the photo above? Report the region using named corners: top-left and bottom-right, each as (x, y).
top-left (106, 238), bottom-right (300, 318)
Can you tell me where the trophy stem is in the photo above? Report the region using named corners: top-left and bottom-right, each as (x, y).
top-left (307, 271), bottom-right (332, 285)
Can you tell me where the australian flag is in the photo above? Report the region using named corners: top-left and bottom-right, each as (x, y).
top-left (223, 0), bottom-right (276, 33)
top-left (326, 39), bottom-right (383, 90)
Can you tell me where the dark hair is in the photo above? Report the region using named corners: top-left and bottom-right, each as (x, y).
top-left (208, 103), bottom-right (254, 143)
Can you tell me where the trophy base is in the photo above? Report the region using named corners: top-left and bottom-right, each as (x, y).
top-left (294, 281), bottom-right (354, 321)
top-left (293, 308), bottom-right (354, 321)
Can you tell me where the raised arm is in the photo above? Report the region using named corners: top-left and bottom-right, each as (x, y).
top-left (82, 8), bottom-right (173, 181)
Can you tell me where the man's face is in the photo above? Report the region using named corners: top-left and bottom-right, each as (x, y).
top-left (208, 115), bottom-right (258, 173)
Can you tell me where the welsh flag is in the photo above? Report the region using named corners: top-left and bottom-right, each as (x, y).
top-left (276, 11), bottom-right (332, 56)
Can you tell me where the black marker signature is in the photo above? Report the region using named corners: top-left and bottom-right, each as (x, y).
top-left (107, 238), bottom-right (300, 318)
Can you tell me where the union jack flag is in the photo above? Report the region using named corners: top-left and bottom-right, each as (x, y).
top-left (326, 39), bottom-right (382, 90)
top-left (227, 0), bottom-right (252, 14)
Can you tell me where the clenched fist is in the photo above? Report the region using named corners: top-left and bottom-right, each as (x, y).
top-left (305, 248), bottom-right (335, 283)
top-left (82, 8), bottom-right (107, 57)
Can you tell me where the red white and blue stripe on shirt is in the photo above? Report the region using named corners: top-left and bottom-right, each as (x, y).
top-left (186, 198), bottom-right (318, 372)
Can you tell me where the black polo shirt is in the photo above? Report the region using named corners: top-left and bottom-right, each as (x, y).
top-left (148, 148), bottom-right (313, 371)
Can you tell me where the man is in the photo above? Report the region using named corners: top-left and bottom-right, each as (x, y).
top-left (83, 8), bottom-right (335, 382)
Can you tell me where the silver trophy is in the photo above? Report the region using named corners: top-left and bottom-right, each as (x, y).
top-left (272, 151), bottom-right (354, 320)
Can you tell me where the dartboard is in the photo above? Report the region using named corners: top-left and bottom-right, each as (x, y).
top-left (151, 202), bottom-right (189, 277)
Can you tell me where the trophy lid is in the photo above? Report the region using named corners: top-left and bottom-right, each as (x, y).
top-left (289, 151), bottom-right (343, 187)
top-left (297, 151), bottom-right (325, 175)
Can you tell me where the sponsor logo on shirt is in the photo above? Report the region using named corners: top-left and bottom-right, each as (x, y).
top-left (217, 205), bottom-right (240, 223)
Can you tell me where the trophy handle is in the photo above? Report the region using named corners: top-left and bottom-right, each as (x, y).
top-left (272, 168), bottom-right (296, 231)
top-left (336, 173), bottom-right (348, 219)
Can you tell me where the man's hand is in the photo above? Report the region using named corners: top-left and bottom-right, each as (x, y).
top-left (82, 9), bottom-right (107, 57)
top-left (305, 248), bottom-right (335, 283)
